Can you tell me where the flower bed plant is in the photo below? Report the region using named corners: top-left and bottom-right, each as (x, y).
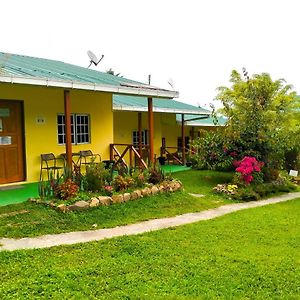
top-left (31, 179), bottom-right (183, 212)
top-left (213, 156), bottom-right (297, 201)
top-left (34, 162), bottom-right (182, 211)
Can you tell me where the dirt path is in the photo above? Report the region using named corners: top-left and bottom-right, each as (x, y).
top-left (1, 192), bottom-right (299, 251)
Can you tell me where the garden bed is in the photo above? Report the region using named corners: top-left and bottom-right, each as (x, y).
top-left (30, 180), bottom-right (182, 212)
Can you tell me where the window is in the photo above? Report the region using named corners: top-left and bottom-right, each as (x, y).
top-left (57, 114), bottom-right (90, 145)
top-left (132, 130), bottom-right (148, 147)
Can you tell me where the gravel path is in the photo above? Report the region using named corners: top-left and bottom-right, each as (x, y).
top-left (1, 192), bottom-right (299, 251)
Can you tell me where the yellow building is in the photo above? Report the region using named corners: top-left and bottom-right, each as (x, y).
top-left (0, 52), bottom-right (177, 185)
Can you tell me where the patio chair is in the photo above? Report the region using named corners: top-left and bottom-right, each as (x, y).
top-left (79, 150), bottom-right (101, 171)
top-left (39, 153), bottom-right (64, 181)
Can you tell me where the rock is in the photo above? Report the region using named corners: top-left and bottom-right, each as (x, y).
top-left (90, 198), bottom-right (100, 208)
top-left (98, 196), bottom-right (112, 206)
top-left (130, 191), bottom-right (139, 200)
top-left (174, 182), bottom-right (182, 190)
top-left (57, 204), bottom-right (68, 213)
top-left (151, 186), bottom-right (159, 195)
top-left (142, 187), bottom-right (151, 197)
top-left (123, 193), bottom-right (131, 202)
top-left (134, 190), bottom-right (142, 198)
top-left (112, 194), bottom-right (123, 204)
top-left (49, 202), bottom-right (56, 208)
top-left (92, 224), bottom-right (98, 228)
top-left (158, 185), bottom-right (165, 193)
top-left (68, 200), bottom-right (89, 211)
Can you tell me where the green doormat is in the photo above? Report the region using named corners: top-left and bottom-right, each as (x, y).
top-left (161, 165), bottom-right (191, 173)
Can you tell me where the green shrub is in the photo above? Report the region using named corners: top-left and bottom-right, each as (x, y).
top-left (190, 130), bottom-right (234, 171)
top-left (83, 162), bottom-right (111, 192)
top-left (147, 164), bottom-right (165, 184)
top-left (113, 175), bottom-right (135, 192)
top-left (54, 179), bottom-right (79, 200)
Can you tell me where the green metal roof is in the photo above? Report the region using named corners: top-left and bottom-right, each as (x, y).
top-left (176, 114), bottom-right (227, 126)
top-left (0, 52), bottom-right (142, 85)
top-left (113, 95), bottom-right (211, 115)
top-left (0, 52), bottom-right (178, 98)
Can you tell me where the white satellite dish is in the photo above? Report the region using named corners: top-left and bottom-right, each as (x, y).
top-left (87, 50), bottom-right (104, 68)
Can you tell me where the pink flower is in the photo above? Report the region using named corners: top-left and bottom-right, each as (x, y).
top-left (234, 156), bottom-right (263, 185)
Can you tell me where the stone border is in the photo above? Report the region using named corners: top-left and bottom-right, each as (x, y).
top-left (29, 180), bottom-right (183, 213)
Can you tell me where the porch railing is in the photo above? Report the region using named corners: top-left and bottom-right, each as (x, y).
top-left (160, 146), bottom-right (197, 165)
top-left (110, 144), bottom-right (148, 170)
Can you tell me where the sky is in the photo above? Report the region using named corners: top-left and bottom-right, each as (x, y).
top-left (1, 0), bottom-right (300, 108)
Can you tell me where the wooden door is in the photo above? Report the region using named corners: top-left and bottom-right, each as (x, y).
top-left (0, 100), bottom-right (25, 184)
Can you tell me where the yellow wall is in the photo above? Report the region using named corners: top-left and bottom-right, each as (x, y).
top-left (0, 83), bottom-right (113, 183)
top-left (113, 111), bottom-right (188, 162)
top-left (161, 114), bottom-right (181, 148)
top-left (113, 111), bottom-right (163, 159)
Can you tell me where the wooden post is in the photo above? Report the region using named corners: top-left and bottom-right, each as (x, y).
top-left (64, 90), bottom-right (72, 173)
top-left (181, 113), bottom-right (186, 165)
top-left (138, 112), bottom-right (143, 167)
top-left (138, 112), bottom-right (142, 157)
top-left (148, 97), bottom-right (154, 164)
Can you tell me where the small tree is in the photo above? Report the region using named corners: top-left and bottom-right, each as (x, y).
top-left (216, 70), bottom-right (300, 172)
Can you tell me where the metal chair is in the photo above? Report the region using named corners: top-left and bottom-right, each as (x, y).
top-left (39, 153), bottom-right (64, 181)
top-left (79, 150), bottom-right (101, 171)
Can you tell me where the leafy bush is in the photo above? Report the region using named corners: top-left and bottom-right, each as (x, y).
top-left (54, 179), bottom-right (79, 200)
top-left (83, 162), bottom-right (111, 192)
top-left (113, 175), bottom-right (135, 192)
top-left (147, 164), bottom-right (165, 184)
top-left (190, 130), bottom-right (234, 171)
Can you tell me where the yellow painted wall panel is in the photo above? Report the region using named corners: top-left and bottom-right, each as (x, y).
top-left (0, 83), bottom-right (113, 183)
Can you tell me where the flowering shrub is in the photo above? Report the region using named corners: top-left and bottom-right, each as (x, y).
top-left (234, 156), bottom-right (264, 185)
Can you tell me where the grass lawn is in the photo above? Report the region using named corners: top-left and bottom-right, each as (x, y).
top-left (0, 170), bottom-right (233, 238)
top-left (0, 198), bottom-right (299, 299)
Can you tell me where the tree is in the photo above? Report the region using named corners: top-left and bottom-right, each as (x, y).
top-left (216, 70), bottom-right (300, 170)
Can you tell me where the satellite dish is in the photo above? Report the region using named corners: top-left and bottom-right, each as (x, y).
top-left (87, 50), bottom-right (104, 68)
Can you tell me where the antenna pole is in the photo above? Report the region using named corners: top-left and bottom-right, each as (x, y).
top-left (148, 74), bottom-right (151, 85)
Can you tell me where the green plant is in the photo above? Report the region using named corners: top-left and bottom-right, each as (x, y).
top-left (38, 171), bottom-right (61, 199)
top-left (147, 164), bottom-right (165, 184)
top-left (113, 175), bottom-right (135, 192)
top-left (54, 178), bottom-right (79, 200)
top-left (83, 162), bottom-right (111, 192)
top-left (131, 169), bottom-right (148, 188)
top-left (190, 130), bottom-right (234, 171)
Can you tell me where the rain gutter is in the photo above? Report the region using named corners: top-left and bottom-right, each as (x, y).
top-left (0, 75), bottom-right (179, 99)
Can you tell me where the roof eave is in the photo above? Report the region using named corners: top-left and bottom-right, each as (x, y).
top-left (113, 105), bottom-right (210, 115)
top-left (182, 121), bottom-right (225, 127)
top-left (0, 75), bottom-right (179, 98)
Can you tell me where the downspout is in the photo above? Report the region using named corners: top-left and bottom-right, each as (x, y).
top-left (138, 112), bottom-right (142, 164)
top-left (148, 97), bottom-right (154, 164)
top-left (181, 113), bottom-right (186, 165)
